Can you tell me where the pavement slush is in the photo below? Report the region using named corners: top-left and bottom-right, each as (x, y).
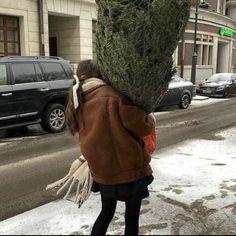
top-left (0, 125), bottom-right (236, 235)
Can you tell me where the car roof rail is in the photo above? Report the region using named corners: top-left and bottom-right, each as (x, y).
top-left (0, 56), bottom-right (64, 60)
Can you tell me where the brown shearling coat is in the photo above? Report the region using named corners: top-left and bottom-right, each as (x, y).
top-left (77, 85), bottom-right (155, 185)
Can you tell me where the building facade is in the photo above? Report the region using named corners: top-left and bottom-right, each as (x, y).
top-left (177, 0), bottom-right (236, 83)
top-left (1, 0), bottom-right (236, 84)
top-left (0, 0), bottom-right (97, 70)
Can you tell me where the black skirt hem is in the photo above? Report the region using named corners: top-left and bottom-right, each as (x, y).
top-left (91, 175), bottom-right (154, 201)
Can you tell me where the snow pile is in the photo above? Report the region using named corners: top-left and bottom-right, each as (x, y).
top-left (0, 128), bottom-right (236, 235)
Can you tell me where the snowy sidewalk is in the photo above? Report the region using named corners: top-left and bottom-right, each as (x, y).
top-left (0, 127), bottom-right (236, 235)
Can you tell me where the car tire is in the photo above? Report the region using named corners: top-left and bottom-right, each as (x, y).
top-left (41, 103), bottom-right (66, 133)
top-left (179, 93), bottom-right (190, 109)
top-left (223, 89), bottom-right (230, 98)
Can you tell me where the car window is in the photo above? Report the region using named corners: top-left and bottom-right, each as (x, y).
top-left (62, 61), bottom-right (74, 78)
top-left (207, 74), bottom-right (232, 83)
top-left (0, 64), bottom-right (7, 85)
top-left (12, 63), bottom-right (37, 84)
top-left (35, 63), bottom-right (44, 82)
top-left (41, 62), bottom-right (68, 81)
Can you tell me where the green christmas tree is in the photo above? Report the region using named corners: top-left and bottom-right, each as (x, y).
top-left (96, 0), bottom-right (191, 113)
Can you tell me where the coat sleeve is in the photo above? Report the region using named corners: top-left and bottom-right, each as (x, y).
top-left (118, 99), bottom-right (155, 137)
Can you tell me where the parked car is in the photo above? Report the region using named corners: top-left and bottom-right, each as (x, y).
top-left (157, 75), bottom-right (196, 109)
top-left (198, 73), bottom-right (236, 98)
top-left (0, 56), bottom-right (73, 133)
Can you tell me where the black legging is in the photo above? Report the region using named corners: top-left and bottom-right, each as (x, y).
top-left (91, 195), bottom-right (142, 235)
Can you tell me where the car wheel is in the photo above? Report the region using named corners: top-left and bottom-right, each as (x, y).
top-left (223, 89), bottom-right (230, 98)
top-left (41, 103), bottom-right (66, 133)
top-left (179, 93), bottom-right (190, 109)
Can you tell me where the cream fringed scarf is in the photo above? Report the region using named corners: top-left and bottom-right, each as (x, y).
top-left (46, 76), bottom-right (106, 208)
top-left (46, 157), bottom-right (92, 208)
top-left (73, 75), bottom-right (106, 109)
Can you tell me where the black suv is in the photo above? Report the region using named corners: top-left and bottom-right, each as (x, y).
top-left (0, 56), bottom-right (73, 133)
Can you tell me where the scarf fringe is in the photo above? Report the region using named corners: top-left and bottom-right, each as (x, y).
top-left (46, 156), bottom-right (93, 208)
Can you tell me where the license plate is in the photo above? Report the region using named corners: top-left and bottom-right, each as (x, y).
top-left (202, 89), bottom-right (211, 94)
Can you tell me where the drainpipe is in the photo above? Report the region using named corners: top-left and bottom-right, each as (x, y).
top-left (38, 0), bottom-right (45, 56)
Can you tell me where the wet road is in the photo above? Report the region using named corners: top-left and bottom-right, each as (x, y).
top-left (0, 97), bottom-right (236, 220)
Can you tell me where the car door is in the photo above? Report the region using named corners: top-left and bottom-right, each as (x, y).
top-left (231, 75), bottom-right (236, 95)
top-left (0, 63), bottom-right (16, 126)
top-left (166, 80), bottom-right (182, 105)
top-left (10, 62), bottom-right (51, 120)
top-left (158, 85), bottom-right (172, 106)
top-left (159, 78), bottom-right (182, 106)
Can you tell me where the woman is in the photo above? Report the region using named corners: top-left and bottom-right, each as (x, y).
top-left (66, 59), bottom-right (155, 235)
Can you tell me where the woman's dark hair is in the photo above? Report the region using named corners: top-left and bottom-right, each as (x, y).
top-left (76, 59), bottom-right (103, 81)
top-left (66, 60), bottom-right (103, 135)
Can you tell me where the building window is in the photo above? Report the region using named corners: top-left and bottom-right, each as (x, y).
top-left (225, 7), bottom-right (229, 16)
top-left (196, 44), bottom-right (202, 65)
top-left (195, 34), bottom-right (214, 66)
top-left (0, 15), bottom-right (20, 56)
top-left (179, 33), bottom-right (214, 66)
top-left (219, 0), bottom-right (227, 15)
top-left (202, 45), bottom-right (208, 65)
top-left (208, 46), bottom-right (213, 65)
